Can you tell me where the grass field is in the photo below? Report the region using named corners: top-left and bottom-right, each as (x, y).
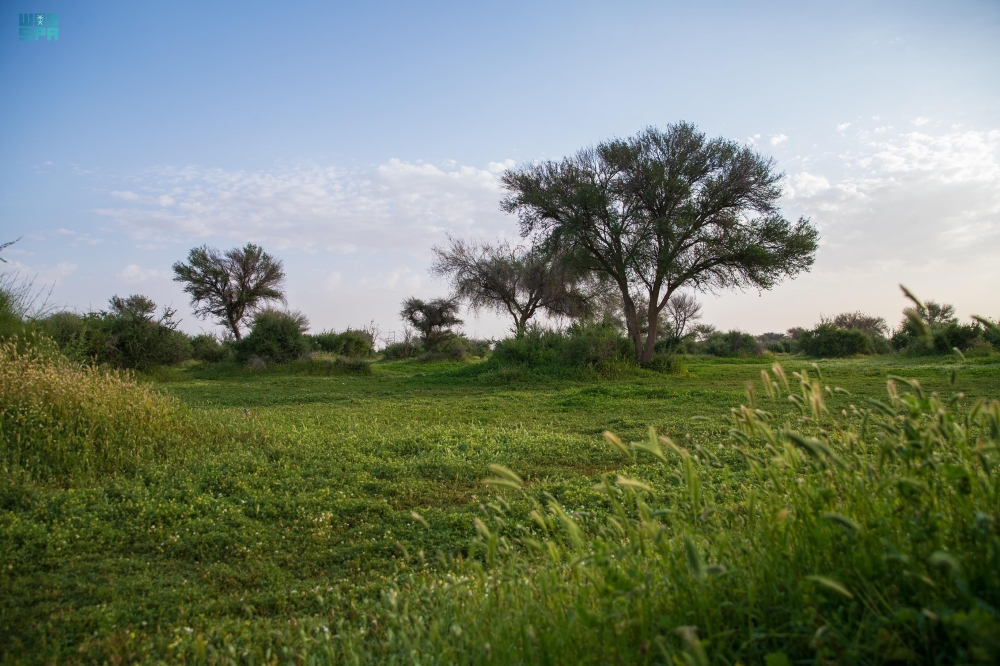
top-left (2, 352), bottom-right (999, 663)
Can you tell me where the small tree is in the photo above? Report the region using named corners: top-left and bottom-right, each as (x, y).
top-left (172, 243), bottom-right (285, 340)
top-left (662, 293), bottom-right (702, 340)
top-left (431, 236), bottom-right (586, 337)
top-left (501, 122), bottom-right (819, 363)
top-left (400, 297), bottom-right (462, 350)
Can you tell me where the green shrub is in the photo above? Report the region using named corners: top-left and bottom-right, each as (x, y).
top-left (34, 297), bottom-right (193, 371)
top-left (699, 330), bottom-right (762, 357)
top-left (235, 310), bottom-right (308, 365)
top-left (491, 327), bottom-right (564, 366)
top-left (800, 323), bottom-right (873, 357)
top-left (561, 321), bottom-right (633, 366)
top-left (310, 329), bottom-right (375, 357)
top-left (492, 322), bottom-right (633, 371)
top-left (643, 352), bottom-right (682, 373)
top-left (382, 340), bottom-right (423, 360)
top-left (190, 334), bottom-right (228, 362)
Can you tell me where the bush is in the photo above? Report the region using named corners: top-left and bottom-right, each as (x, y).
top-left (699, 330), bottom-right (762, 357)
top-left (235, 310), bottom-right (308, 365)
top-left (800, 323), bottom-right (873, 358)
top-left (310, 329), bottom-right (375, 358)
top-left (491, 322), bottom-right (634, 371)
top-left (561, 321), bottom-right (633, 366)
top-left (643, 352), bottom-right (683, 374)
top-left (190, 334), bottom-right (228, 362)
top-left (39, 297), bottom-right (193, 371)
top-left (382, 340), bottom-right (423, 360)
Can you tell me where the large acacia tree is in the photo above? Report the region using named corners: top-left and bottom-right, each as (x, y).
top-left (430, 236), bottom-right (587, 337)
top-left (172, 243), bottom-right (285, 340)
top-left (500, 122), bottom-right (819, 362)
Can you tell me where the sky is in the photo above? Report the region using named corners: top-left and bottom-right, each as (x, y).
top-left (1, 0), bottom-right (998, 341)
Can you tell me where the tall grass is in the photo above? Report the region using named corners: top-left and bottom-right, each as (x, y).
top-left (0, 335), bottom-right (216, 481)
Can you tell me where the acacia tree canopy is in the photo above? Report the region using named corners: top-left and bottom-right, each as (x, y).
top-left (500, 121), bottom-right (819, 362)
top-left (172, 243), bottom-right (285, 340)
top-left (400, 297), bottom-right (462, 350)
top-left (430, 236), bottom-right (587, 337)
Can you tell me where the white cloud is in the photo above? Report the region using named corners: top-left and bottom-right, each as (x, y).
top-left (836, 123), bottom-right (851, 132)
top-left (913, 116), bottom-right (930, 127)
top-left (770, 134), bottom-right (788, 146)
top-left (119, 264), bottom-right (169, 283)
top-left (702, 126), bottom-right (1000, 334)
top-left (788, 172), bottom-right (832, 198)
top-left (96, 159), bottom-right (516, 255)
top-left (786, 128), bottom-right (1000, 267)
top-left (6, 260), bottom-right (77, 283)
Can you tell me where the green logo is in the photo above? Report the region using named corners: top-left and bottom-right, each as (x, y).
top-left (19, 13), bottom-right (59, 41)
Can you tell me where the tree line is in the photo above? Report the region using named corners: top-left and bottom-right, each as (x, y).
top-left (4, 121), bottom-right (997, 369)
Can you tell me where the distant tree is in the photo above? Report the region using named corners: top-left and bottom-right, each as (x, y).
top-left (108, 294), bottom-right (162, 321)
top-left (501, 122), bottom-right (819, 363)
top-left (691, 323), bottom-right (718, 342)
top-left (172, 243), bottom-right (285, 340)
top-left (918, 301), bottom-right (957, 327)
top-left (431, 236), bottom-right (587, 337)
top-left (662, 293), bottom-right (703, 340)
top-left (786, 326), bottom-right (806, 341)
top-left (826, 311), bottom-right (889, 338)
top-left (400, 297), bottom-right (462, 350)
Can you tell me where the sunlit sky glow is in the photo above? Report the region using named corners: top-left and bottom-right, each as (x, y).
top-left (2, 0), bottom-right (998, 339)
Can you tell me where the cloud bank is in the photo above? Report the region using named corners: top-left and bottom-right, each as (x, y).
top-left (96, 159), bottom-right (518, 255)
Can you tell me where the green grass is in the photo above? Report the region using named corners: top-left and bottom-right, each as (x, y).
top-left (2, 350), bottom-right (999, 663)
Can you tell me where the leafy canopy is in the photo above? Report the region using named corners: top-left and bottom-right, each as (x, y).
top-left (172, 243), bottom-right (285, 340)
top-left (500, 121), bottom-right (819, 362)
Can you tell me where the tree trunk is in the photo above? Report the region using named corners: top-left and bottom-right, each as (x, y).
top-left (621, 294), bottom-right (644, 362)
top-left (228, 313), bottom-right (242, 340)
top-left (641, 300), bottom-right (660, 363)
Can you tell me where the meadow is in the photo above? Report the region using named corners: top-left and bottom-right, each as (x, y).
top-left (2, 348), bottom-right (999, 664)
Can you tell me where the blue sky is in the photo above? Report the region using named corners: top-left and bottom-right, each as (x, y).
top-left (2, 0), bottom-right (998, 339)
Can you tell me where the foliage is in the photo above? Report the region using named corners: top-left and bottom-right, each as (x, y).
top-left (310, 329), bottom-right (375, 357)
top-left (393, 366), bottom-right (1000, 664)
top-left (233, 309), bottom-right (309, 365)
top-left (382, 339), bottom-right (423, 360)
top-left (400, 297), bottom-right (462, 351)
top-left (0, 269), bottom-right (55, 339)
top-left (700, 329), bottom-right (763, 357)
top-left (172, 243), bottom-right (285, 340)
top-left (491, 321), bottom-right (635, 374)
top-left (190, 333), bottom-right (228, 362)
top-left (661, 292), bottom-right (702, 340)
top-left (419, 336), bottom-right (491, 362)
top-left (891, 298), bottom-right (990, 355)
top-left (800, 322), bottom-right (874, 357)
top-left (4, 351), bottom-right (998, 663)
top-left (827, 310), bottom-right (889, 337)
top-left (0, 335), bottom-right (203, 481)
top-left (501, 121), bottom-right (818, 362)
top-left (431, 236), bottom-right (588, 336)
top-left (34, 295), bottom-right (192, 371)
